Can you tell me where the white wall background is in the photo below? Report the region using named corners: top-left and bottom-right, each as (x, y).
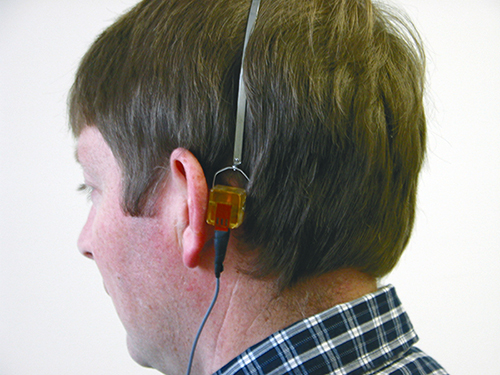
top-left (0, 1), bottom-right (498, 374)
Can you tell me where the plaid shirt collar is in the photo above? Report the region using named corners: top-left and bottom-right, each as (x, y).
top-left (214, 285), bottom-right (420, 375)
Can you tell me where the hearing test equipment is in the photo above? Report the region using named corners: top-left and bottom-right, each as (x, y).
top-left (185, 1), bottom-right (261, 373)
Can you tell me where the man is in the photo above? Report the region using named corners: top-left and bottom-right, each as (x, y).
top-left (71, 0), bottom-right (447, 374)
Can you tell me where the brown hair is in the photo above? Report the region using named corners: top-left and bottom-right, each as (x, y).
top-left (70, 0), bottom-right (426, 288)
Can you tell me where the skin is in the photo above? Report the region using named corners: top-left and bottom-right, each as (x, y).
top-left (77, 126), bottom-right (207, 372)
top-left (76, 126), bottom-right (377, 375)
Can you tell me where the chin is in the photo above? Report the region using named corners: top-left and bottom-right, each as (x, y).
top-left (124, 326), bottom-right (182, 375)
top-left (126, 334), bottom-right (154, 369)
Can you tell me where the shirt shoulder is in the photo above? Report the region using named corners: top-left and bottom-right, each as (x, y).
top-left (215, 285), bottom-right (448, 375)
top-left (371, 347), bottom-right (448, 375)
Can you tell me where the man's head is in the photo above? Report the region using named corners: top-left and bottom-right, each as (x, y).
top-left (71, 0), bottom-right (425, 293)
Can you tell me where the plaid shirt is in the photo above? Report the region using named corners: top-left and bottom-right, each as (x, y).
top-left (214, 285), bottom-right (447, 375)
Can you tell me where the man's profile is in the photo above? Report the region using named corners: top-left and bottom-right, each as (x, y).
top-left (70, 0), bottom-right (448, 374)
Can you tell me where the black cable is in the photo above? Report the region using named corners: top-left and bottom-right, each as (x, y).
top-left (185, 277), bottom-right (220, 375)
top-left (185, 230), bottom-right (230, 375)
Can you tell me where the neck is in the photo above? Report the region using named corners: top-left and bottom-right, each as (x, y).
top-left (195, 267), bottom-right (377, 374)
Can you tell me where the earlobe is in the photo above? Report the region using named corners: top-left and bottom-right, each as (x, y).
top-left (169, 148), bottom-right (209, 269)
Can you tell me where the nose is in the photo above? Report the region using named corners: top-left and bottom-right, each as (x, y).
top-left (78, 207), bottom-right (95, 260)
top-left (79, 245), bottom-right (94, 260)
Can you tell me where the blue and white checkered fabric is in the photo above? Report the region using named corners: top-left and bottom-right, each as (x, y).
top-left (214, 285), bottom-right (447, 375)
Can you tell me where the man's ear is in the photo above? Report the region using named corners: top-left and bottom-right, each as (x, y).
top-left (169, 148), bottom-right (209, 269)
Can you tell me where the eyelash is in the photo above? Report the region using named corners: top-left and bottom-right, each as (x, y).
top-left (77, 183), bottom-right (94, 202)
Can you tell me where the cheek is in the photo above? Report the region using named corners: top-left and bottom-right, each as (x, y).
top-left (94, 213), bottom-right (152, 286)
top-left (91, 208), bottom-right (172, 313)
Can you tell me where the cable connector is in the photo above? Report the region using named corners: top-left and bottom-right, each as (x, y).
top-left (214, 229), bottom-right (230, 278)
